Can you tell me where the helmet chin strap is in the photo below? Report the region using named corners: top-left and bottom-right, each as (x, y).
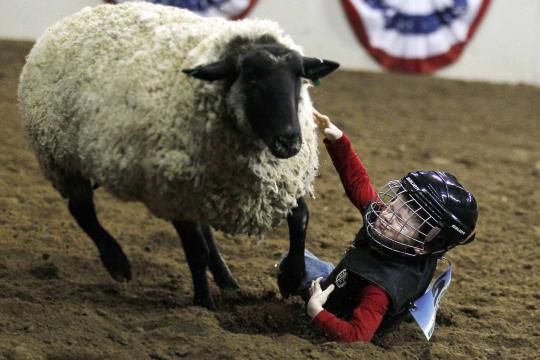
top-left (424, 227), bottom-right (442, 243)
top-left (461, 230), bottom-right (476, 244)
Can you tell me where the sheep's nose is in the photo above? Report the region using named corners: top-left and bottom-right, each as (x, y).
top-left (276, 133), bottom-right (297, 146)
top-left (273, 134), bottom-right (301, 158)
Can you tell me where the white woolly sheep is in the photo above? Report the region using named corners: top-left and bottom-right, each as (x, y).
top-left (18, 2), bottom-right (338, 308)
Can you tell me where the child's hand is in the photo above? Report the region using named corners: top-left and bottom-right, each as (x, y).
top-left (313, 109), bottom-right (343, 141)
top-left (306, 277), bottom-right (335, 319)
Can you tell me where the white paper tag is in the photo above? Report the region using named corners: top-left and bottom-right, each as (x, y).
top-left (409, 259), bottom-right (452, 340)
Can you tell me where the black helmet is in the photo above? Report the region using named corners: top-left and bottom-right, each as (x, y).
top-left (364, 171), bottom-right (478, 258)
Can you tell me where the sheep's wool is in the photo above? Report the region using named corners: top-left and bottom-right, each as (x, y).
top-left (19, 3), bottom-right (319, 235)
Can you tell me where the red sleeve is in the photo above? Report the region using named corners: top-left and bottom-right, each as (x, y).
top-left (324, 134), bottom-right (377, 214)
top-left (312, 284), bottom-right (390, 343)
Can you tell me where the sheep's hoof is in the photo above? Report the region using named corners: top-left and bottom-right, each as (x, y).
top-left (277, 269), bottom-right (304, 299)
top-left (217, 277), bottom-right (240, 290)
top-left (100, 252), bottom-right (132, 283)
top-left (194, 296), bottom-right (217, 311)
top-left (276, 255), bottom-right (305, 298)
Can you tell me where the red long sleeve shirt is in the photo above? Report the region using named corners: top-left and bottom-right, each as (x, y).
top-left (312, 134), bottom-right (390, 342)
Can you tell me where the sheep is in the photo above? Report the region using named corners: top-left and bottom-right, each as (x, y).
top-left (18, 2), bottom-right (339, 309)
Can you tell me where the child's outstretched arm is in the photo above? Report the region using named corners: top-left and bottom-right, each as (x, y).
top-left (313, 110), bottom-right (377, 214)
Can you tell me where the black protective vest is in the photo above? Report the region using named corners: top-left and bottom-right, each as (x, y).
top-left (321, 227), bottom-right (438, 333)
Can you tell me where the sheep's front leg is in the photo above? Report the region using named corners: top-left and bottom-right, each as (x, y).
top-left (278, 197), bottom-right (308, 298)
top-left (173, 220), bottom-right (216, 310)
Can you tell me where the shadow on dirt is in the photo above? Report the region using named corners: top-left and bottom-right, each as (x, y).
top-left (214, 289), bottom-right (324, 342)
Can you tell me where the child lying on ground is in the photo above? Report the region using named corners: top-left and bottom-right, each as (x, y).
top-left (278, 110), bottom-right (478, 342)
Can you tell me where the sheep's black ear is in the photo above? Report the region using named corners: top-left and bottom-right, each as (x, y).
top-left (302, 57), bottom-right (340, 83)
top-left (182, 58), bottom-right (236, 81)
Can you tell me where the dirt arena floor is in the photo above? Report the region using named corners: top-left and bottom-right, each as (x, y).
top-left (1, 39), bottom-right (539, 359)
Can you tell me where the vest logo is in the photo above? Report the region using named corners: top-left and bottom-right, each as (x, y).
top-left (335, 269), bottom-right (348, 288)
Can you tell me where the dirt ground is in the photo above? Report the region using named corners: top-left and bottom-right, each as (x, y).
top-left (0, 39), bottom-right (539, 359)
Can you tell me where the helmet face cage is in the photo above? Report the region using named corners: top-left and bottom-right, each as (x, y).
top-left (365, 180), bottom-right (442, 257)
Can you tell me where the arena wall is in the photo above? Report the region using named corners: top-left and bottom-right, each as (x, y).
top-left (1, 0), bottom-right (539, 86)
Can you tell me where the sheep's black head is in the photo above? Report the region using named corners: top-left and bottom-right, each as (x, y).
top-left (183, 42), bottom-right (339, 159)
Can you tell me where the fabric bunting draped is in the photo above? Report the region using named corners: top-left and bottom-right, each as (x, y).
top-left (340, 0), bottom-right (491, 73)
top-left (104, 0), bottom-right (492, 74)
top-left (104, 0), bottom-right (258, 20)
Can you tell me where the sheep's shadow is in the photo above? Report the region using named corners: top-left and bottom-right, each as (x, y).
top-left (17, 262), bottom-right (310, 332)
top-left (23, 265), bottom-right (324, 341)
top-left (214, 289), bottom-right (323, 342)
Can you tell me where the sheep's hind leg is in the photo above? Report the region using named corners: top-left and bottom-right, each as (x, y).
top-left (173, 220), bottom-right (216, 310)
top-left (278, 197), bottom-right (308, 298)
top-left (201, 225), bottom-right (239, 290)
top-left (64, 174), bottom-right (132, 282)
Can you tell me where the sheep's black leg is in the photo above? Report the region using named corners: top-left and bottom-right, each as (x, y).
top-left (278, 197), bottom-right (308, 298)
top-left (201, 225), bottom-right (239, 290)
top-left (173, 220), bottom-right (216, 310)
top-left (65, 174), bottom-right (132, 282)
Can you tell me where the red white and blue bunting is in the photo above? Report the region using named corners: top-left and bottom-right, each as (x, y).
top-left (341, 0), bottom-right (491, 73)
top-left (104, 0), bottom-right (258, 20)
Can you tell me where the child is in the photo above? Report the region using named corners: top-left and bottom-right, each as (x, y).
top-left (278, 110), bottom-right (478, 342)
